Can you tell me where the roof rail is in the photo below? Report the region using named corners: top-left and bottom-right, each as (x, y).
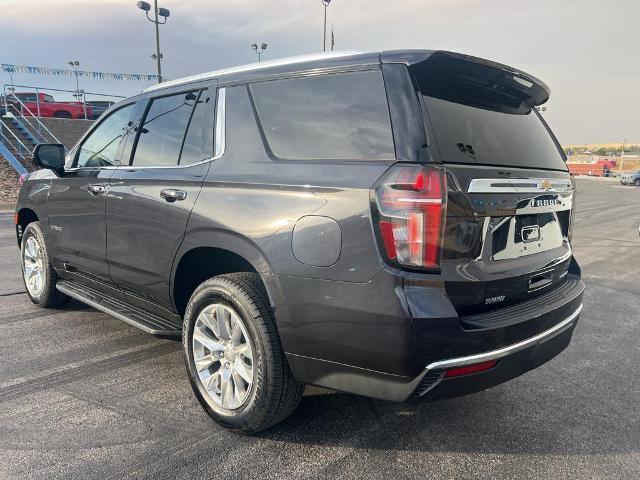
top-left (144, 51), bottom-right (364, 93)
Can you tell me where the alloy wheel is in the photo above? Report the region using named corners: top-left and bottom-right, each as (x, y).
top-left (23, 236), bottom-right (45, 298)
top-left (192, 303), bottom-right (255, 410)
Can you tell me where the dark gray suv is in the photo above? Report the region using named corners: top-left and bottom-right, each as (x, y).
top-left (15, 50), bottom-right (584, 434)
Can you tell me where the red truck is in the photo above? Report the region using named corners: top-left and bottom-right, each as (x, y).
top-left (2, 92), bottom-right (92, 119)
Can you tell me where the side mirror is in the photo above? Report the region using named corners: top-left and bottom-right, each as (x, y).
top-left (32, 144), bottom-right (65, 171)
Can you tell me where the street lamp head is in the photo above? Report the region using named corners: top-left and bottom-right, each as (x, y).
top-left (322, 0), bottom-right (332, 6)
top-left (136, 1), bottom-right (151, 12)
top-left (68, 60), bottom-right (80, 67)
top-left (261, 43), bottom-right (268, 51)
top-left (158, 7), bottom-right (170, 18)
top-left (251, 44), bottom-right (258, 51)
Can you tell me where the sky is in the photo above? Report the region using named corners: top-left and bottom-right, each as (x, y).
top-left (0, 0), bottom-right (638, 144)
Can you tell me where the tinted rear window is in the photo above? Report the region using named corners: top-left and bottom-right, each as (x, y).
top-left (16, 94), bottom-right (37, 102)
top-left (424, 96), bottom-right (567, 170)
top-left (250, 70), bottom-right (395, 161)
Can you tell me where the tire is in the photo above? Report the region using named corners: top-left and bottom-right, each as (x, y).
top-left (634, 179), bottom-right (640, 187)
top-left (20, 222), bottom-right (69, 308)
top-left (53, 111), bottom-right (72, 118)
top-left (183, 272), bottom-right (304, 434)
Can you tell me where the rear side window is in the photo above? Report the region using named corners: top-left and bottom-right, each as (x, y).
top-left (250, 70), bottom-right (395, 160)
top-left (132, 89), bottom-right (213, 167)
top-left (180, 89), bottom-right (214, 165)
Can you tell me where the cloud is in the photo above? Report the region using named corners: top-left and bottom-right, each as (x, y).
top-left (1, 0), bottom-right (639, 143)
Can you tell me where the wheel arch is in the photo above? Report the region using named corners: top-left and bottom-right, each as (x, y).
top-left (15, 207), bottom-right (39, 246)
top-left (170, 229), bottom-right (282, 318)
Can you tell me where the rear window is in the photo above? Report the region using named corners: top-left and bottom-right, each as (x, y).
top-left (250, 70), bottom-right (395, 161)
top-left (16, 93), bottom-right (37, 102)
top-left (423, 96), bottom-right (567, 170)
top-left (410, 54), bottom-right (566, 171)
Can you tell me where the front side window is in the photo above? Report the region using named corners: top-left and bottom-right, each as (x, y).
top-left (250, 70), bottom-right (395, 161)
top-left (76, 103), bottom-right (135, 168)
top-left (132, 89), bottom-right (212, 167)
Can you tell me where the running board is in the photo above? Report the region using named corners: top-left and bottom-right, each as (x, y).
top-left (56, 280), bottom-right (181, 337)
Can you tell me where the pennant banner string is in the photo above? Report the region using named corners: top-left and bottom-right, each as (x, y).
top-left (1, 63), bottom-right (160, 81)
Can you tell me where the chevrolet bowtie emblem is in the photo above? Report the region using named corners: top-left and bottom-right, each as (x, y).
top-left (541, 180), bottom-right (553, 191)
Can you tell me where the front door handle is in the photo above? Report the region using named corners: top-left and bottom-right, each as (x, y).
top-left (160, 189), bottom-right (187, 202)
top-left (87, 184), bottom-right (106, 196)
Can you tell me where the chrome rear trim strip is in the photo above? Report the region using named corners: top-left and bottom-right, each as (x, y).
top-left (425, 304), bottom-right (582, 371)
top-left (468, 178), bottom-right (573, 194)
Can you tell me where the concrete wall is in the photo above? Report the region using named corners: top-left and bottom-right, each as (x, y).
top-left (38, 118), bottom-right (94, 149)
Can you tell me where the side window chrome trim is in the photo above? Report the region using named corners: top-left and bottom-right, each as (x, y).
top-left (214, 87), bottom-right (226, 159)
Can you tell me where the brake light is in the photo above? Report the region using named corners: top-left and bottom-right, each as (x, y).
top-left (372, 164), bottom-right (447, 270)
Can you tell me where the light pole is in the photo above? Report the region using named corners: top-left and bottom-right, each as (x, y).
top-left (619, 139), bottom-right (627, 174)
top-left (251, 43), bottom-right (268, 62)
top-left (68, 60), bottom-right (87, 119)
top-left (136, 0), bottom-right (170, 83)
top-left (322, 0), bottom-right (332, 52)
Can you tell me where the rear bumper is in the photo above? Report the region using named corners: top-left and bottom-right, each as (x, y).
top-left (287, 304), bottom-right (581, 402)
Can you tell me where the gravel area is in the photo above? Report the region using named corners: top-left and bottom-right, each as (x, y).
top-left (0, 157), bottom-right (20, 204)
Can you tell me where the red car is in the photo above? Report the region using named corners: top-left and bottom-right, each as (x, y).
top-left (3, 92), bottom-right (92, 119)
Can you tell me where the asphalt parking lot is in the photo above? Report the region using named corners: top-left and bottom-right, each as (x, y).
top-left (0, 177), bottom-right (638, 479)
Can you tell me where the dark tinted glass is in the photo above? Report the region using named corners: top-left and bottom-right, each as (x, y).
top-left (133, 91), bottom-right (199, 167)
top-left (17, 93), bottom-right (38, 102)
top-left (251, 70), bottom-right (395, 160)
top-left (424, 96), bottom-right (566, 170)
top-left (77, 103), bottom-right (135, 167)
top-left (90, 101), bottom-right (114, 107)
top-left (180, 88), bottom-right (214, 165)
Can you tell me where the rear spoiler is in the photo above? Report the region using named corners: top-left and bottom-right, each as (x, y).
top-left (382, 50), bottom-right (550, 112)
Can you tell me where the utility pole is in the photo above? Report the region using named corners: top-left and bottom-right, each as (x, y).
top-left (331, 24), bottom-right (335, 51)
top-left (137, 0), bottom-right (171, 83)
top-left (153, 0), bottom-right (162, 81)
top-left (322, 0), bottom-right (332, 52)
top-left (619, 139), bottom-right (626, 174)
top-left (68, 60), bottom-right (86, 119)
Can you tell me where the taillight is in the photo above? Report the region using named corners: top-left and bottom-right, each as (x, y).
top-left (372, 164), bottom-right (447, 271)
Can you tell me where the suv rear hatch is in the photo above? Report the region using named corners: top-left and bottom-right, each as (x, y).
top-left (409, 52), bottom-right (576, 318)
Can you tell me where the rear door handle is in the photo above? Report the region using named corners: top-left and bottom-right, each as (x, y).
top-left (160, 189), bottom-right (187, 202)
top-left (87, 184), bottom-right (106, 196)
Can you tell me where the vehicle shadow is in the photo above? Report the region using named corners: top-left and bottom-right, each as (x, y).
top-left (257, 383), bottom-right (638, 455)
